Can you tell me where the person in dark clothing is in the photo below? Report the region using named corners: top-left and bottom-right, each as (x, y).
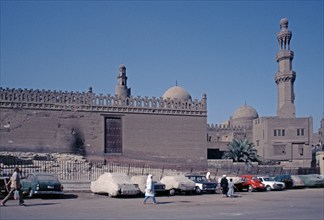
top-left (220, 174), bottom-right (229, 197)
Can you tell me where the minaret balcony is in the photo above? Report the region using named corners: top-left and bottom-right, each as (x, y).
top-left (276, 50), bottom-right (294, 61)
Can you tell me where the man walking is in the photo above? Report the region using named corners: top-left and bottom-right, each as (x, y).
top-left (1, 167), bottom-right (26, 206)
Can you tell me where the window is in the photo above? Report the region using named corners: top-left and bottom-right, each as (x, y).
top-left (297, 128), bottom-right (305, 136)
top-left (207, 149), bottom-right (224, 159)
top-left (274, 129), bottom-right (285, 137)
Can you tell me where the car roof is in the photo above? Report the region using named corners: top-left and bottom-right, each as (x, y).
top-left (28, 172), bottom-right (56, 176)
top-left (185, 173), bottom-right (204, 176)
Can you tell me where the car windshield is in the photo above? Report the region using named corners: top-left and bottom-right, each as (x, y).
top-left (263, 177), bottom-right (275, 181)
top-left (188, 176), bottom-right (207, 182)
top-left (36, 175), bottom-right (58, 181)
top-left (251, 177), bottom-right (259, 180)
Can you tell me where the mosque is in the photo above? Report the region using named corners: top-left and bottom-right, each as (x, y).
top-left (0, 18), bottom-right (323, 169)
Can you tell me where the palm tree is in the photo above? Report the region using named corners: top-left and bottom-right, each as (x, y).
top-left (222, 139), bottom-right (260, 166)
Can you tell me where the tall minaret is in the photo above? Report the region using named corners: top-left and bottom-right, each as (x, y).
top-left (275, 17), bottom-right (296, 118)
top-left (115, 64), bottom-right (131, 98)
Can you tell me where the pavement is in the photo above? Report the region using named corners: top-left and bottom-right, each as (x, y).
top-left (1, 188), bottom-right (323, 220)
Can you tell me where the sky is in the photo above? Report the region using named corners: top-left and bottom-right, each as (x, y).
top-left (1, 0), bottom-right (323, 130)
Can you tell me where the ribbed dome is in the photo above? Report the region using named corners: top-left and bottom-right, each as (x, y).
top-left (162, 86), bottom-right (192, 101)
top-left (232, 105), bottom-right (258, 120)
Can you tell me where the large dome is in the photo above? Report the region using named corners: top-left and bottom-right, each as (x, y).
top-left (162, 86), bottom-right (192, 101)
top-left (232, 104), bottom-right (258, 120)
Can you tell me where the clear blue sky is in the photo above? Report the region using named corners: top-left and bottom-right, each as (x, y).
top-left (1, 0), bottom-right (323, 130)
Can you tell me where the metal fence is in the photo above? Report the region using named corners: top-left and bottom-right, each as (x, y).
top-left (0, 157), bottom-right (184, 181)
top-left (0, 155), bottom-right (319, 181)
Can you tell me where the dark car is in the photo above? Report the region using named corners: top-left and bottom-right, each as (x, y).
top-left (130, 175), bottom-right (166, 196)
top-left (0, 176), bottom-right (10, 198)
top-left (21, 173), bottom-right (64, 198)
top-left (274, 174), bottom-right (294, 189)
top-left (185, 173), bottom-right (217, 194)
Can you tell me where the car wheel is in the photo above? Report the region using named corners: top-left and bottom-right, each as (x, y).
top-left (169, 189), bottom-right (176, 196)
top-left (248, 185), bottom-right (253, 192)
top-left (266, 185), bottom-right (271, 191)
top-left (195, 187), bottom-right (202, 194)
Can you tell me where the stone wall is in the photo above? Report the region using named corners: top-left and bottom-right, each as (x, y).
top-left (0, 87), bottom-right (207, 168)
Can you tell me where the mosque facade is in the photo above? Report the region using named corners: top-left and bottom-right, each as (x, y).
top-left (0, 18), bottom-right (323, 169)
top-left (0, 62), bottom-right (208, 168)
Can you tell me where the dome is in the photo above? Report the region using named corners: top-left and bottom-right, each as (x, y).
top-left (162, 86), bottom-right (192, 101)
top-left (232, 104), bottom-right (258, 120)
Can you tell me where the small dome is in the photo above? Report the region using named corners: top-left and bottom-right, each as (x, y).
top-left (162, 86), bottom-right (192, 101)
top-left (232, 104), bottom-right (258, 120)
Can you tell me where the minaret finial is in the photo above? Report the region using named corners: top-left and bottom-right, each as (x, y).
top-left (176, 80), bottom-right (178, 86)
top-left (277, 17), bottom-right (292, 50)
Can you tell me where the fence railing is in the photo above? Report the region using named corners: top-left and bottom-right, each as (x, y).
top-left (0, 157), bottom-right (184, 181)
top-left (0, 155), bottom-right (319, 182)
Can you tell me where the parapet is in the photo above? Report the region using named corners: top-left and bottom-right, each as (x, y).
top-left (0, 87), bottom-right (207, 116)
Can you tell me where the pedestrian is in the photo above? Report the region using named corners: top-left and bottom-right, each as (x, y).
top-left (1, 167), bottom-right (26, 206)
top-left (227, 178), bottom-right (236, 197)
top-left (143, 174), bottom-right (157, 205)
top-left (206, 172), bottom-right (211, 182)
top-left (220, 174), bottom-right (229, 197)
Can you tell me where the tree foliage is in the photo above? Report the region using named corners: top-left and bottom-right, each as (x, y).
top-left (222, 139), bottom-right (260, 166)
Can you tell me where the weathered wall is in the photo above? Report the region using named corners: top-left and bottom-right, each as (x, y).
top-left (122, 113), bottom-right (207, 165)
top-left (0, 108), bottom-right (104, 155)
top-left (0, 87), bottom-right (208, 167)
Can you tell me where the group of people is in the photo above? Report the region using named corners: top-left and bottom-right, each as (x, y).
top-left (1, 167), bottom-right (26, 207)
top-left (1, 169), bottom-right (234, 207)
top-left (220, 174), bottom-right (236, 197)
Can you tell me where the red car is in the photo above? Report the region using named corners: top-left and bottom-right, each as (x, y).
top-left (236, 175), bottom-right (266, 192)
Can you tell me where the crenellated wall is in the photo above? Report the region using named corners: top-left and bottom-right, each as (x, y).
top-left (0, 87), bottom-right (208, 168)
top-left (0, 87), bottom-right (207, 116)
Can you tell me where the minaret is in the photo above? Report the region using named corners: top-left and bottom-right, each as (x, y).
top-left (275, 17), bottom-right (296, 118)
top-left (115, 64), bottom-right (131, 98)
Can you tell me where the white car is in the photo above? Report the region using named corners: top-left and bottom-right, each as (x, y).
top-left (91, 173), bottom-right (140, 197)
top-left (258, 176), bottom-right (285, 191)
top-left (160, 175), bottom-right (196, 196)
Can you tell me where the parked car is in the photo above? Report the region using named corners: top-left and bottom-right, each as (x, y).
top-left (290, 175), bottom-right (306, 188)
top-left (237, 175), bottom-right (266, 192)
top-left (257, 176), bottom-right (285, 191)
top-left (91, 173), bottom-right (140, 197)
top-left (274, 174), bottom-right (294, 189)
top-left (0, 176), bottom-right (10, 198)
top-left (298, 174), bottom-right (324, 188)
top-left (185, 173), bottom-right (217, 194)
top-left (130, 175), bottom-right (166, 195)
top-left (160, 175), bottom-right (196, 196)
top-left (21, 172), bottom-right (64, 198)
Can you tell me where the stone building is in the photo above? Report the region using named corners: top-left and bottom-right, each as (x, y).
top-left (0, 65), bottom-right (208, 168)
top-left (207, 18), bottom-right (316, 168)
top-left (0, 18), bottom-right (321, 170)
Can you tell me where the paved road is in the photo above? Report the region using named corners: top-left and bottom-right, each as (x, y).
top-left (1, 188), bottom-right (323, 220)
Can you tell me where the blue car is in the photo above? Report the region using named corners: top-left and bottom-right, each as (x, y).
top-left (21, 173), bottom-right (64, 198)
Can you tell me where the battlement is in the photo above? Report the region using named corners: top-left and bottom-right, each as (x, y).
top-left (0, 87), bottom-right (207, 116)
top-left (207, 123), bottom-right (252, 131)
